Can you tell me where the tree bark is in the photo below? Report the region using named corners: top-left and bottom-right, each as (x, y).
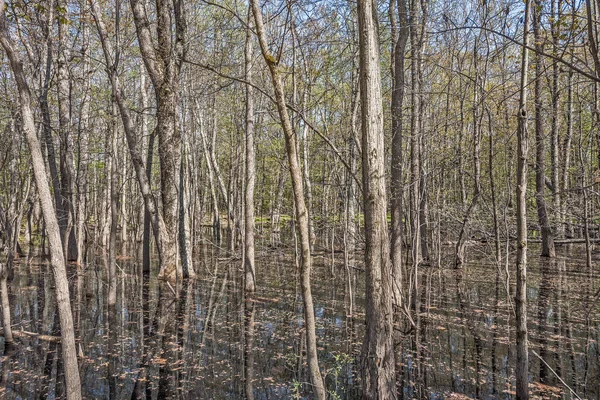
top-left (90, 0), bottom-right (178, 283)
top-left (533, 0), bottom-right (556, 257)
top-left (130, 0), bottom-right (185, 281)
top-left (390, 0), bottom-right (409, 306)
top-left (244, 6), bottom-right (257, 293)
top-left (358, 0), bottom-right (397, 398)
top-left (250, 1), bottom-right (326, 397)
top-left (0, 3), bottom-right (82, 398)
top-left (516, 1), bottom-right (532, 398)
top-left (56, 0), bottom-right (78, 261)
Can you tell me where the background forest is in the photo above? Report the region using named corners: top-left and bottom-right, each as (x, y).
top-left (0, 0), bottom-right (599, 399)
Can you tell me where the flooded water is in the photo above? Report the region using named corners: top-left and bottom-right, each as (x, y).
top-left (0, 243), bottom-right (598, 399)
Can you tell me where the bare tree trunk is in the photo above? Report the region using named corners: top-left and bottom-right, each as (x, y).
top-left (130, 0), bottom-right (186, 281)
top-left (358, 0), bottom-right (396, 398)
top-left (390, 0), bottom-right (409, 306)
top-left (409, 0), bottom-right (423, 267)
top-left (0, 263), bottom-right (12, 344)
top-left (550, 0), bottom-right (562, 236)
top-left (39, 0), bottom-right (68, 258)
top-left (455, 34), bottom-right (482, 267)
top-left (562, 70), bottom-right (574, 238)
top-left (516, 1), bottom-right (532, 398)
top-left (250, 1), bottom-right (326, 397)
top-left (0, 4), bottom-right (82, 397)
top-left (244, 6), bottom-right (256, 293)
top-left (533, 0), bottom-right (555, 257)
top-left (179, 131), bottom-right (195, 279)
top-left (140, 70), bottom-right (153, 275)
top-left (56, 0), bottom-right (78, 261)
top-left (108, 102), bottom-right (118, 308)
top-left (487, 110), bottom-right (501, 262)
top-left (196, 108), bottom-right (222, 244)
top-left (76, 4), bottom-right (91, 267)
top-left (91, 0), bottom-right (178, 283)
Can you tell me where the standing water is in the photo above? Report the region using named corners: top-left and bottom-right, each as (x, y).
top-left (0, 244), bottom-right (598, 399)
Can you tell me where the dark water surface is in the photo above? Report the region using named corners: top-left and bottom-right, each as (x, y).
top-left (0, 244), bottom-right (598, 399)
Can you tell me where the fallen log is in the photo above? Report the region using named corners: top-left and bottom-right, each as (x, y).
top-left (0, 328), bottom-right (61, 342)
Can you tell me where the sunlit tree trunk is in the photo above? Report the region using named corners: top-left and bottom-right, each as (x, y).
top-left (130, 0), bottom-right (187, 281)
top-left (56, 0), bottom-right (78, 261)
top-left (455, 34), bottom-right (482, 267)
top-left (91, 0), bottom-right (185, 283)
top-left (550, 0), bottom-right (562, 237)
top-left (76, 5), bottom-right (91, 267)
top-left (108, 102), bottom-right (118, 307)
top-left (516, 1), bottom-right (532, 398)
top-left (0, 3), bottom-right (82, 397)
top-left (244, 6), bottom-right (256, 293)
top-left (358, 0), bottom-right (396, 397)
top-left (250, 1), bottom-right (326, 397)
top-left (533, 0), bottom-right (555, 257)
top-left (390, 0), bottom-right (409, 306)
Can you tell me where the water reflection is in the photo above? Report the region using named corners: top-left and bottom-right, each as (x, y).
top-left (0, 244), bottom-right (597, 399)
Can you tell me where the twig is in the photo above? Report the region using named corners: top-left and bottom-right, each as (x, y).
top-left (531, 349), bottom-right (582, 400)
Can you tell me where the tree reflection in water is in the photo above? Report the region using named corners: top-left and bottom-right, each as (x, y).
top-left (0, 244), bottom-right (598, 399)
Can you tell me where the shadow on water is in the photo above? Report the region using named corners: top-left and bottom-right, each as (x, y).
top-left (0, 243), bottom-right (597, 399)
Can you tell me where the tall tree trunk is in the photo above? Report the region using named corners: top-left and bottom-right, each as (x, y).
top-left (250, 1), bottom-right (326, 397)
top-left (56, 0), bottom-right (78, 261)
top-left (550, 0), bottom-right (562, 236)
top-left (409, 0), bottom-right (423, 267)
top-left (140, 71), bottom-right (153, 275)
top-left (0, 4), bottom-right (82, 398)
top-left (90, 0), bottom-right (179, 282)
top-left (108, 102), bottom-right (118, 308)
top-left (244, 6), bottom-right (257, 293)
top-left (358, 0), bottom-right (396, 397)
top-left (39, 0), bottom-right (68, 258)
top-left (516, 1), bottom-right (532, 398)
top-left (196, 108), bottom-right (221, 244)
top-left (390, 0), bottom-right (409, 306)
top-left (533, 0), bottom-right (556, 257)
top-left (76, 3), bottom-right (91, 267)
top-left (562, 70), bottom-right (574, 238)
top-left (130, 0), bottom-right (186, 281)
top-left (455, 34), bottom-right (482, 267)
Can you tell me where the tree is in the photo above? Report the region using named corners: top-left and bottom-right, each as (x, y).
top-left (250, 0), bottom-right (326, 397)
top-left (533, 0), bottom-right (556, 258)
top-left (0, 1), bottom-right (82, 397)
top-left (516, 0), bottom-right (532, 398)
top-left (358, 0), bottom-right (396, 397)
top-left (390, 0), bottom-right (409, 305)
top-left (244, 5), bottom-right (256, 293)
top-left (129, 0), bottom-right (191, 280)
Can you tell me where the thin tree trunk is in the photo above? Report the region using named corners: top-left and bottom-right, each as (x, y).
top-left (533, 0), bottom-right (555, 257)
top-left (56, 0), bottom-right (78, 262)
top-left (140, 71), bottom-right (153, 275)
top-left (108, 102), bottom-right (118, 308)
top-left (455, 35), bottom-right (482, 267)
top-left (562, 70), bottom-right (574, 238)
top-left (0, 4), bottom-right (82, 397)
top-left (76, 4), bottom-right (91, 267)
top-left (390, 0), bottom-right (409, 306)
top-left (244, 6), bottom-right (256, 293)
top-left (409, 0), bottom-right (423, 267)
top-left (250, 1), bottom-right (326, 397)
top-left (516, 1), bottom-right (532, 398)
top-left (196, 108), bottom-right (221, 244)
top-left (550, 0), bottom-right (562, 236)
